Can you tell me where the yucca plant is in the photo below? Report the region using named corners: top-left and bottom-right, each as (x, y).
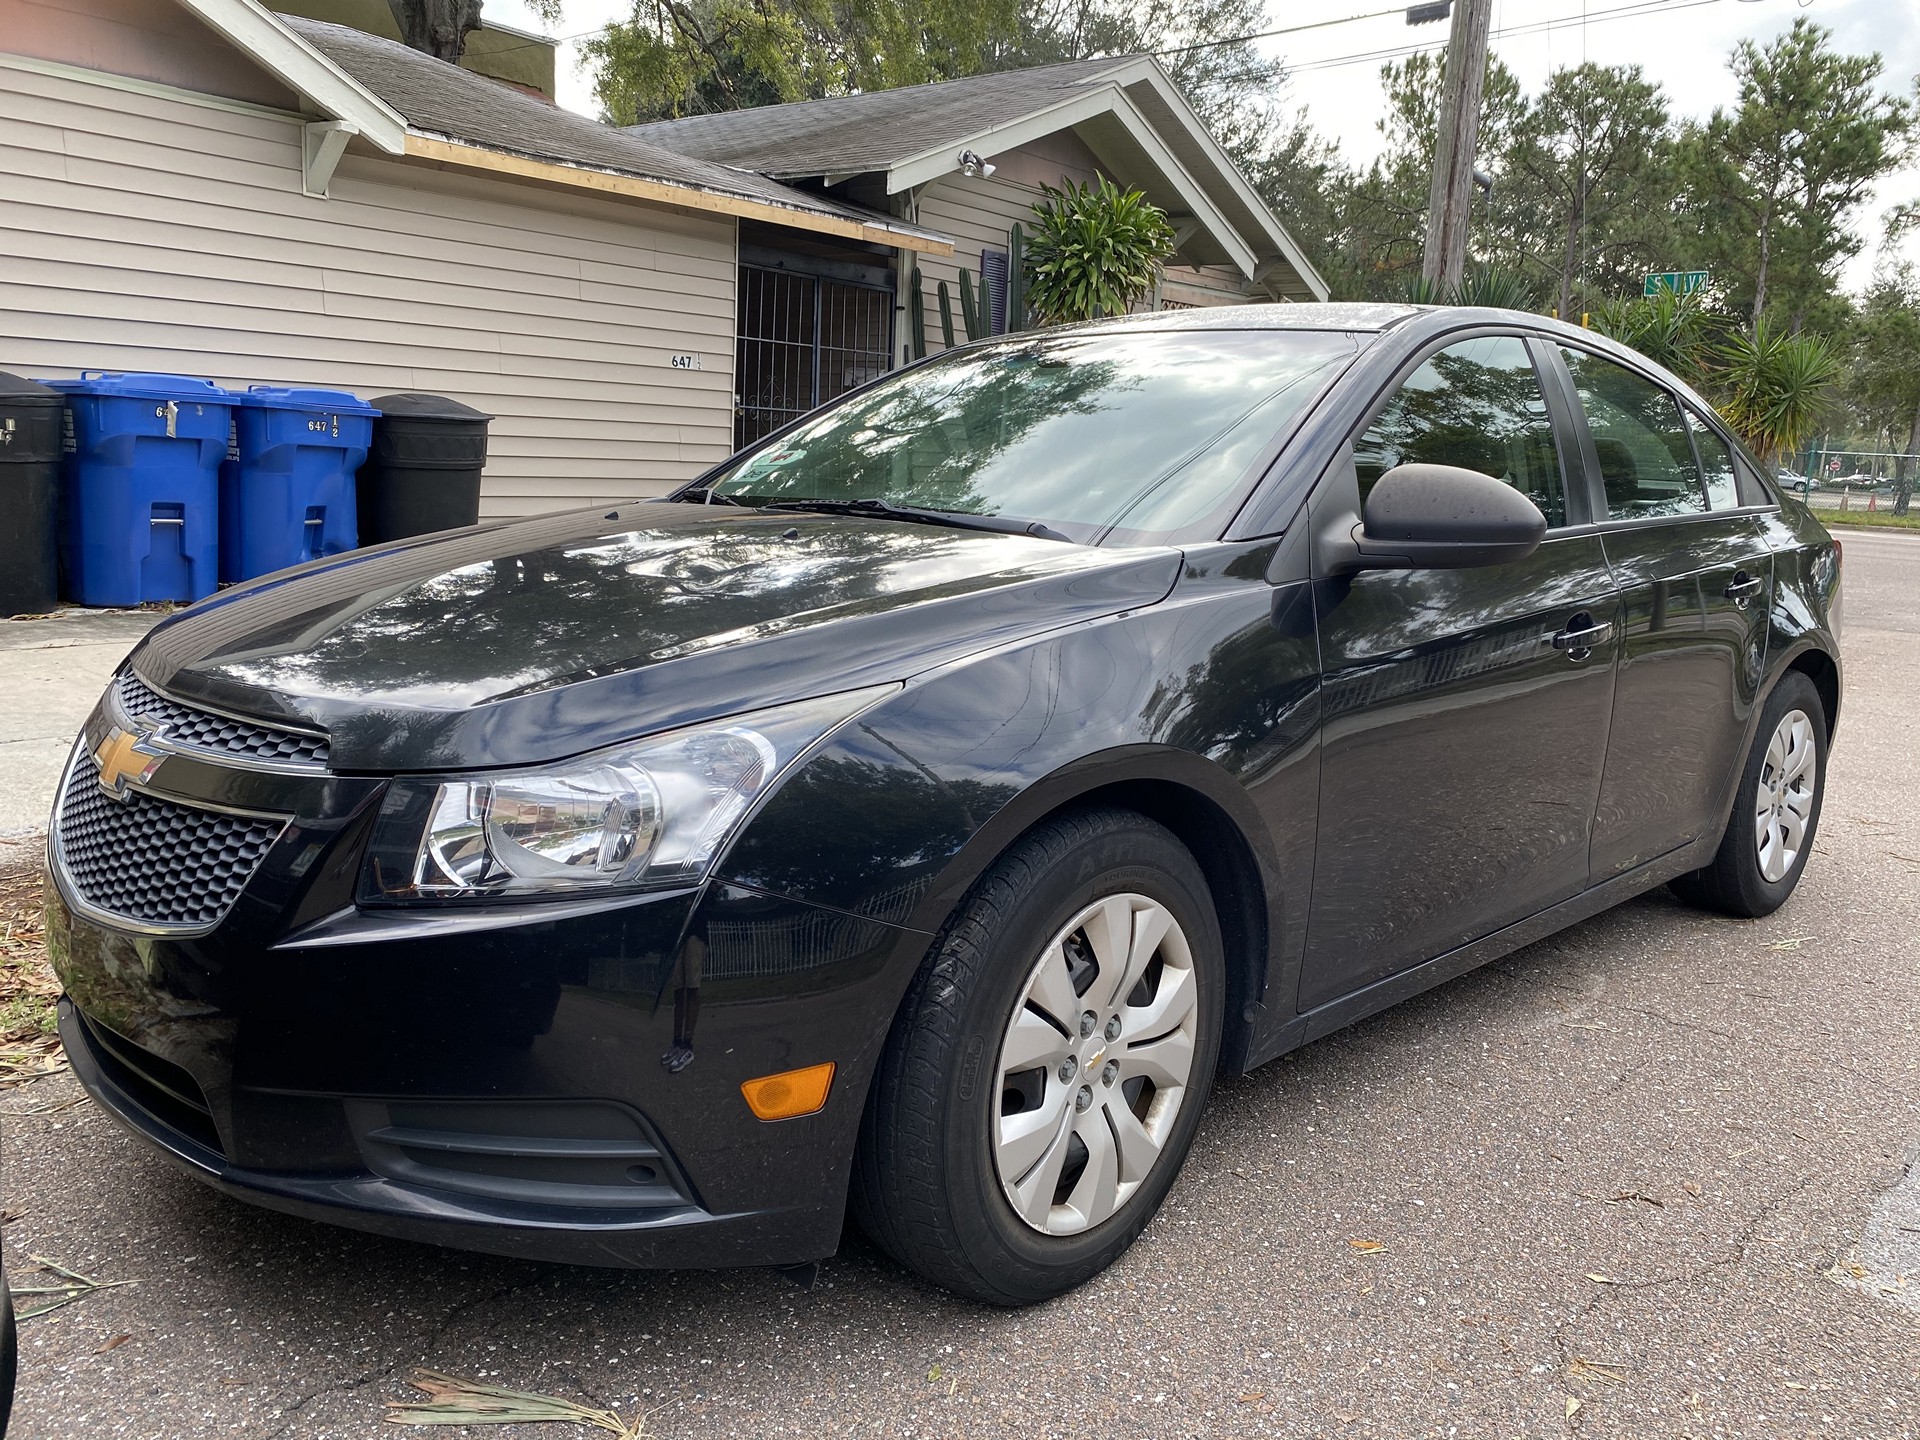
top-left (1712, 321), bottom-right (1841, 465)
top-left (1022, 176), bottom-right (1175, 325)
top-left (1451, 263), bottom-right (1538, 311)
top-left (1400, 264), bottom-right (1537, 311)
top-left (1589, 289), bottom-right (1717, 389)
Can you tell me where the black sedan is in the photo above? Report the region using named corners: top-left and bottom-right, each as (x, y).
top-left (46, 304), bottom-right (1841, 1305)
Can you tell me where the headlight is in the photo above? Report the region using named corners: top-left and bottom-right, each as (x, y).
top-left (360, 686), bottom-right (893, 904)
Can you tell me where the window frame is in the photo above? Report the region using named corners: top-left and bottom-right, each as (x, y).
top-left (1339, 327), bottom-right (1592, 533)
top-left (1543, 341), bottom-right (1782, 531)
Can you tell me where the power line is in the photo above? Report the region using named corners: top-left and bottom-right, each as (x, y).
top-left (1284, 0), bottom-right (1727, 73)
top-left (1153, 5), bottom-right (1422, 58)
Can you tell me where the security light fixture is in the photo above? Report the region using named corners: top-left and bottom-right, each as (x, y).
top-left (958, 150), bottom-right (996, 179)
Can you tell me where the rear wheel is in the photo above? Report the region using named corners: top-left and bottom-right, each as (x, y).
top-left (1670, 671), bottom-right (1827, 917)
top-left (851, 807), bottom-right (1224, 1305)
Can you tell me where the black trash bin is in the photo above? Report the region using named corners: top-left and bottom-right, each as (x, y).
top-left (355, 393), bottom-right (492, 544)
top-left (0, 372), bottom-right (65, 616)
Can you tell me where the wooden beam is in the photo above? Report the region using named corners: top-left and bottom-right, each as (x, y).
top-left (402, 135), bottom-right (954, 255)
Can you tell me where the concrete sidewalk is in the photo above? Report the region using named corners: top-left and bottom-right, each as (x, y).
top-left (0, 609), bottom-right (162, 838)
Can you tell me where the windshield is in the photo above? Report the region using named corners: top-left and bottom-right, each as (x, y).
top-left (703, 329), bottom-right (1360, 544)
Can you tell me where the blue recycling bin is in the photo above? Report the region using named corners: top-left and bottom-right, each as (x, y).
top-left (220, 386), bottom-right (376, 583)
top-left (43, 373), bottom-right (232, 607)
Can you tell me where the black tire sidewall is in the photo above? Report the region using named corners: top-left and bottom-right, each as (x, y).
top-left (933, 818), bottom-right (1224, 1302)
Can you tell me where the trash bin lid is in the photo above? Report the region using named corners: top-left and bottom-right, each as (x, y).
top-left (369, 393), bottom-right (494, 423)
top-left (39, 372), bottom-right (233, 404)
top-left (0, 371), bottom-right (62, 409)
top-left (237, 385), bottom-right (378, 415)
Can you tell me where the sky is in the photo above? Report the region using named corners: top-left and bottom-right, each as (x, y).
top-left (483, 0), bottom-right (1920, 294)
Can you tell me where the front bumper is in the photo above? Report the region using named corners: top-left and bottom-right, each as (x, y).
top-left (46, 692), bottom-right (929, 1267)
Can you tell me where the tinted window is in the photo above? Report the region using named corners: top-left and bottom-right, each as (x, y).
top-left (1353, 335), bottom-right (1565, 527)
top-left (709, 330), bottom-right (1358, 543)
top-left (1686, 408), bottom-right (1741, 509)
top-left (1560, 347), bottom-right (1706, 520)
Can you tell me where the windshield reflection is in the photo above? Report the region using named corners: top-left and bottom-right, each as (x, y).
top-left (709, 330), bottom-right (1358, 542)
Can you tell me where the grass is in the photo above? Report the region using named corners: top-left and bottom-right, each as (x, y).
top-left (1813, 506), bottom-right (1920, 531)
top-left (0, 859), bottom-right (66, 1086)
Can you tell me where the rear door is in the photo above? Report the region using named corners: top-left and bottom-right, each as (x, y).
top-left (1297, 332), bottom-right (1621, 1012)
top-left (1551, 344), bottom-right (1775, 879)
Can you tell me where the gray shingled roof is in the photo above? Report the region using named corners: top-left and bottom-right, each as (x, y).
top-left (623, 57), bottom-right (1136, 178)
top-left (280, 16), bottom-right (947, 244)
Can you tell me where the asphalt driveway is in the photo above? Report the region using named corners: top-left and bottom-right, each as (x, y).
top-left (5, 531), bottom-right (1918, 1439)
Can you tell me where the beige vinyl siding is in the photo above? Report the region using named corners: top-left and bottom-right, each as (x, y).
top-left (0, 57), bottom-right (739, 518)
top-left (1163, 264), bottom-right (1251, 309)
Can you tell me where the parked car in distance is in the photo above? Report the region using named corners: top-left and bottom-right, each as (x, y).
top-left (45, 305), bottom-right (1842, 1305)
top-left (1777, 470), bottom-right (1814, 495)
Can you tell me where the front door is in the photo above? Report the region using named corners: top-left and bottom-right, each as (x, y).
top-left (1299, 333), bottom-right (1620, 1012)
top-left (1552, 345), bottom-right (1775, 877)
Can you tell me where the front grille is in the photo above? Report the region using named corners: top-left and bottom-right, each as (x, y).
top-left (115, 671), bottom-right (329, 768)
top-left (56, 748), bottom-right (285, 930)
top-left (77, 1011), bottom-right (224, 1155)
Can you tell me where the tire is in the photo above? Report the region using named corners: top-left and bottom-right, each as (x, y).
top-left (851, 806), bottom-right (1225, 1305)
top-left (1670, 671), bottom-right (1827, 918)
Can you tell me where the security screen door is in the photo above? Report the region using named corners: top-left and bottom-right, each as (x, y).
top-left (735, 265), bottom-right (893, 449)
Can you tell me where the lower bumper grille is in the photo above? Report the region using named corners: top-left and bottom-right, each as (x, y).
top-left (76, 1011), bottom-right (224, 1156)
top-left (55, 746), bottom-right (284, 931)
top-left (345, 1099), bottom-right (691, 1211)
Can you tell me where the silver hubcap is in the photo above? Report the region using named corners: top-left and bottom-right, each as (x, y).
top-left (991, 893), bottom-right (1199, 1236)
top-left (1755, 708), bottom-right (1817, 883)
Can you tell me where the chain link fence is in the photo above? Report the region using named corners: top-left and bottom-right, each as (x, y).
top-left (1781, 449), bottom-right (1917, 513)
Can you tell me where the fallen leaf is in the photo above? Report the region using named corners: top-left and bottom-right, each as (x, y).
top-left (92, 1334), bottom-right (131, 1355)
top-left (1566, 1395), bottom-right (1583, 1418)
top-left (1784, 1381), bottom-right (1809, 1391)
top-left (1682, 1181), bottom-right (1703, 1197)
top-left (1585, 1273), bottom-right (1617, 1284)
top-left (1348, 1238), bottom-right (1387, 1253)
top-left (1239, 1392), bottom-right (1265, 1402)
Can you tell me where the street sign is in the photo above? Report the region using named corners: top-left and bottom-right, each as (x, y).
top-left (1644, 270), bottom-right (1708, 297)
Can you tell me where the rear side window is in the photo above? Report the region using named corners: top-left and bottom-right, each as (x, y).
top-left (1559, 347), bottom-right (1706, 520)
top-left (1686, 408), bottom-right (1741, 509)
top-left (1353, 335), bottom-right (1567, 527)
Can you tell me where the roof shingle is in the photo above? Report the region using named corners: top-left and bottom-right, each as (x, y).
top-left (623, 57), bottom-right (1138, 178)
top-left (280, 16), bottom-right (947, 243)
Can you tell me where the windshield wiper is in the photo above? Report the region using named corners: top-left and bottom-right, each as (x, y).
top-left (757, 497), bottom-right (1074, 543)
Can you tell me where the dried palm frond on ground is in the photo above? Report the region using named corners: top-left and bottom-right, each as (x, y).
top-left (386, 1370), bottom-right (654, 1436)
top-left (0, 856), bottom-right (64, 1088)
top-left (11, 1254), bottom-right (134, 1320)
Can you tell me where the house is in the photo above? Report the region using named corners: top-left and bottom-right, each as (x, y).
top-left (629, 60), bottom-right (1329, 446)
top-left (0, 0), bottom-right (1327, 517)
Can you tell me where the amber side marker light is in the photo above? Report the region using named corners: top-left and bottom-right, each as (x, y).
top-left (741, 1062), bottom-right (836, 1121)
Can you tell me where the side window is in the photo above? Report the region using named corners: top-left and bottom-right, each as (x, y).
top-left (1686, 407), bottom-right (1741, 509)
top-left (1353, 335), bottom-right (1566, 527)
top-left (1559, 347), bottom-right (1707, 520)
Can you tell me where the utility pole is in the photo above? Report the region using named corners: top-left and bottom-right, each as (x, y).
top-left (1420, 0), bottom-right (1494, 293)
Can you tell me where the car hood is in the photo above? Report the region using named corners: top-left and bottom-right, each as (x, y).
top-left (132, 501), bottom-right (1181, 771)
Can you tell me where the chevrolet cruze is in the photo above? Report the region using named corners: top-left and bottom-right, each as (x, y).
top-left (47, 304), bottom-right (1840, 1304)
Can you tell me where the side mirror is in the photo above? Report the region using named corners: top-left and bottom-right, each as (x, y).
top-left (1354, 463), bottom-right (1547, 569)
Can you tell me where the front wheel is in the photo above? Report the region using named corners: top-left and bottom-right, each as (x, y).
top-left (851, 807), bottom-right (1224, 1305)
top-left (1671, 671), bottom-right (1827, 917)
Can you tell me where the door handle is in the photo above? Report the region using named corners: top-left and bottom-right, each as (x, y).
top-left (1551, 615), bottom-right (1612, 657)
top-left (1726, 571), bottom-right (1763, 605)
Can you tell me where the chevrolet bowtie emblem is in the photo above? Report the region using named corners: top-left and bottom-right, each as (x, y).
top-left (93, 726), bottom-right (166, 801)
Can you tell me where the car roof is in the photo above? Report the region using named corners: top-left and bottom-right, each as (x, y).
top-left (1077, 302), bottom-right (1420, 334)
